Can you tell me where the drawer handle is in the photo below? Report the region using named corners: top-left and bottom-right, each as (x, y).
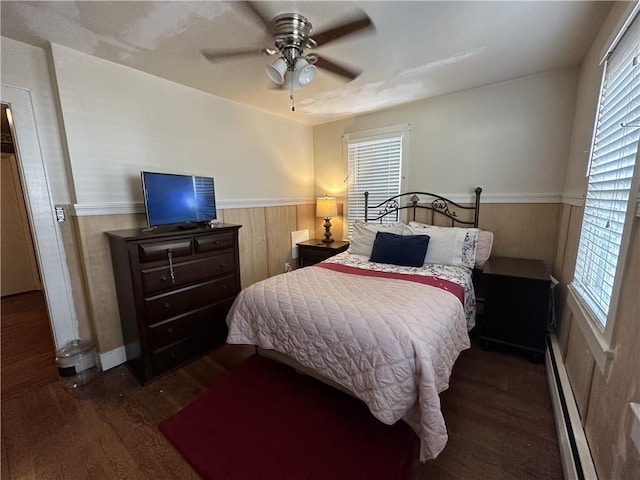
top-left (163, 302), bottom-right (171, 309)
top-left (170, 352), bottom-right (177, 359)
top-left (160, 275), bottom-right (168, 282)
top-left (214, 240), bottom-right (221, 245)
top-left (219, 263), bottom-right (227, 268)
top-left (166, 327), bottom-right (174, 334)
top-left (167, 250), bottom-right (175, 284)
top-left (221, 285), bottom-right (228, 290)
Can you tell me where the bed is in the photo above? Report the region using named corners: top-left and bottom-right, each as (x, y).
top-left (226, 187), bottom-right (493, 461)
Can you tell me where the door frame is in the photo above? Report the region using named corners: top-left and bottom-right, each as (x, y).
top-left (2, 85), bottom-right (79, 348)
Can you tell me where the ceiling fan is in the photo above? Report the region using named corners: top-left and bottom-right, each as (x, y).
top-left (202, 1), bottom-right (374, 92)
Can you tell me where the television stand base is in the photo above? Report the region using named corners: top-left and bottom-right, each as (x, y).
top-left (176, 223), bottom-right (198, 230)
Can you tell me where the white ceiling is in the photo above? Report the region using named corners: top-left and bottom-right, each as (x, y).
top-left (1, 1), bottom-right (612, 125)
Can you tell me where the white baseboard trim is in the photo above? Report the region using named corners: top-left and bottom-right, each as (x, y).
top-left (546, 334), bottom-right (598, 480)
top-left (98, 345), bottom-right (127, 371)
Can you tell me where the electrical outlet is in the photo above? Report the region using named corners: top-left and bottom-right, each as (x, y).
top-left (284, 263), bottom-right (292, 273)
top-left (291, 229), bottom-right (309, 258)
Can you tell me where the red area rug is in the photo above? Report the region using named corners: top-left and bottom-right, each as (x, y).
top-left (159, 354), bottom-right (419, 480)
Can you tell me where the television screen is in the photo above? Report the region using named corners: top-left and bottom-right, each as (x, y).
top-left (141, 171), bottom-right (216, 228)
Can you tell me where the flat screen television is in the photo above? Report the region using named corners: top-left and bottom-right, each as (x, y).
top-left (141, 171), bottom-right (216, 228)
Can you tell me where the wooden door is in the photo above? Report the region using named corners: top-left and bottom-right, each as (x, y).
top-left (1, 152), bottom-right (41, 296)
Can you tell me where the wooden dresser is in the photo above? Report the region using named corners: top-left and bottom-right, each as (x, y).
top-left (106, 224), bottom-right (241, 383)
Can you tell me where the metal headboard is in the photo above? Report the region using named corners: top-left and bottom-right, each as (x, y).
top-left (364, 187), bottom-right (482, 227)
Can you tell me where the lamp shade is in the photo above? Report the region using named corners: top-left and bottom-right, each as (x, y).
top-left (295, 57), bottom-right (317, 86)
top-left (266, 57), bottom-right (287, 85)
top-left (316, 196), bottom-right (337, 218)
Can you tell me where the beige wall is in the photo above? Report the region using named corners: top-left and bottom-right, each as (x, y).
top-left (0, 38), bottom-right (73, 204)
top-left (313, 68), bottom-right (579, 200)
top-left (312, 67), bottom-right (576, 265)
top-left (49, 43), bottom-right (314, 206)
top-left (555, 3), bottom-right (640, 477)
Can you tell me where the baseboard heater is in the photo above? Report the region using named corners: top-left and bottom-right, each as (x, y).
top-left (545, 334), bottom-right (598, 480)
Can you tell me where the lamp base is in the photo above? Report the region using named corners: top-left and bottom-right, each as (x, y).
top-left (322, 217), bottom-right (334, 243)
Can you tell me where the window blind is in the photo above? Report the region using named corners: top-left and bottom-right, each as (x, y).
top-left (573, 14), bottom-right (640, 328)
top-left (193, 176), bottom-right (216, 220)
top-left (346, 134), bottom-right (403, 236)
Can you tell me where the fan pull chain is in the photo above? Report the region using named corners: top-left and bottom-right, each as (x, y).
top-left (289, 78), bottom-right (295, 112)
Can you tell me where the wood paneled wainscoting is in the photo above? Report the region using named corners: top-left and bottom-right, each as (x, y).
top-left (70, 200), bottom-right (561, 370)
top-left (552, 204), bottom-right (640, 478)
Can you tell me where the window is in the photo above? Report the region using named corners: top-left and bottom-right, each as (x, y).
top-left (572, 13), bottom-right (640, 333)
top-left (344, 125), bottom-right (409, 236)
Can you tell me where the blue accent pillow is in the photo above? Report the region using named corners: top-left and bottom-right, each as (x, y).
top-left (369, 231), bottom-right (430, 267)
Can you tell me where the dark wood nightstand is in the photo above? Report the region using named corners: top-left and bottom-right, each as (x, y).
top-left (296, 240), bottom-right (350, 268)
top-left (478, 256), bottom-right (551, 361)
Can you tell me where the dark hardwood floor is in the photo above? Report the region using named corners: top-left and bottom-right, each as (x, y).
top-left (1, 340), bottom-right (562, 479)
top-left (419, 343), bottom-right (562, 479)
top-left (1, 291), bottom-right (59, 401)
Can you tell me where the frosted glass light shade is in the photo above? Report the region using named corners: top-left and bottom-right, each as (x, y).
top-left (266, 57), bottom-right (287, 85)
top-left (316, 196), bottom-right (337, 218)
top-left (295, 58), bottom-right (317, 86)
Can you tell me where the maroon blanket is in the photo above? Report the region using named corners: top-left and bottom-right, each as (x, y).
top-left (314, 262), bottom-right (465, 304)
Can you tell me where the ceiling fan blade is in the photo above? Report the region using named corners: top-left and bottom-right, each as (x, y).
top-left (238, 1), bottom-right (272, 31)
top-left (202, 48), bottom-right (273, 62)
top-left (314, 56), bottom-right (361, 81)
top-left (311, 12), bottom-right (374, 47)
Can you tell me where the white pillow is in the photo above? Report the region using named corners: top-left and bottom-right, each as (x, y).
top-left (475, 229), bottom-right (494, 269)
top-left (349, 221), bottom-right (405, 257)
top-left (405, 222), bottom-right (478, 268)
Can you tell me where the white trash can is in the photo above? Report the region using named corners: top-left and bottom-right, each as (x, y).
top-left (55, 339), bottom-right (98, 388)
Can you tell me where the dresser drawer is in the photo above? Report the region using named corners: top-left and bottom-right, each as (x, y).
top-left (148, 299), bottom-right (233, 349)
top-left (142, 253), bottom-right (235, 294)
top-left (194, 232), bottom-right (234, 253)
top-left (151, 325), bottom-right (227, 375)
top-left (138, 239), bottom-right (192, 263)
top-left (145, 275), bottom-right (238, 323)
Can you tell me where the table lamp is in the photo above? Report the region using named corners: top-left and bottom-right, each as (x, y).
top-left (316, 196), bottom-right (338, 244)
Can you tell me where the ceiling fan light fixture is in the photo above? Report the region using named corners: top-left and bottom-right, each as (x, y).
top-left (266, 57), bottom-right (287, 85)
top-left (295, 57), bottom-right (317, 86)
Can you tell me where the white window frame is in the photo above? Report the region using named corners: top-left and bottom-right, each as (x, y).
top-left (342, 124), bottom-right (410, 238)
top-left (568, 7), bottom-right (640, 375)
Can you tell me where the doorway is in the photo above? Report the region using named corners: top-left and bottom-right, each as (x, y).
top-left (1, 103), bottom-right (58, 399)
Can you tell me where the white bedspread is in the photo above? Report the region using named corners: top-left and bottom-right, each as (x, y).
top-left (226, 260), bottom-right (471, 461)
top-left (323, 252), bottom-right (477, 329)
